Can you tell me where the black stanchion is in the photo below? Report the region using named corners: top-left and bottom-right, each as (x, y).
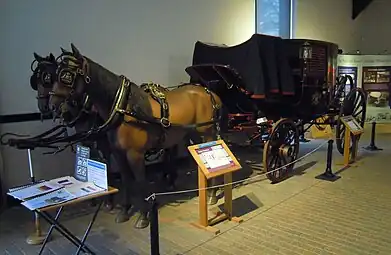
top-left (149, 196), bottom-right (160, 255)
top-left (364, 121), bottom-right (383, 151)
top-left (315, 139), bottom-right (341, 181)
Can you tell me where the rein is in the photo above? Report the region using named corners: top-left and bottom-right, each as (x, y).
top-left (2, 53), bottom-right (222, 153)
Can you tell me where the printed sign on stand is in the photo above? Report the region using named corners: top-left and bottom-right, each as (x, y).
top-left (188, 140), bottom-right (243, 235)
top-left (74, 145), bottom-right (90, 182)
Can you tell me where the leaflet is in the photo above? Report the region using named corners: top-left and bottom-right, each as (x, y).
top-left (65, 182), bottom-right (105, 198)
top-left (7, 180), bottom-right (64, 201)
top-left (21, 188), bottom-right (76, 211)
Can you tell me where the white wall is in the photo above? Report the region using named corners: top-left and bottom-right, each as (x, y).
top-left (354, 0), bottom-right (391, 54)
top-left (0, 0), bottom-right (255, 116)
top-left (0, 0), bottom-right (255, 190)
top-left (294, 0), bottom-right (359, 53)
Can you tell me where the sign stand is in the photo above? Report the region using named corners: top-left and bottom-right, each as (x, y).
top-left (340, 116), bottom-right (364, 166)
top-left (188, 140), bottom-right (243, 235)
top-left (25, 149), bottom-right (47, 245)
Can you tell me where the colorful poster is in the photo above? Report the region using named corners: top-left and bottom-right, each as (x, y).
top-left (338, 66), bottom-right (357, 95)
top-left (362, 66), bottom-right (391, 122)
top-left (195, 144), bottom-right (235, 173)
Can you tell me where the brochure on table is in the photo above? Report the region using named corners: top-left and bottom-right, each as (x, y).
top-left (7, 145), bottom-right (108, 210)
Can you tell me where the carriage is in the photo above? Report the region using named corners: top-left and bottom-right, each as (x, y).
top-left (185, 34), bottom-right (366, 183)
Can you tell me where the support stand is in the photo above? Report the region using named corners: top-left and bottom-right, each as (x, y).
top-left (187, 140), bottom-right (243, 235)
top-left (364, 121), bottom-right (382, 151)
top-left (25, 149), bottom-right (47, 245)
top-left (315, 139), bottom-right (340, 181)
top-left (191, 169), bottom-right (243, 235)
top-left (149, 196), bottom-right (160, 255)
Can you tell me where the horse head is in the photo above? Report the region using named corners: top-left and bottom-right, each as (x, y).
top-left (30, 52), bottom-right (57, 115)
top-left (49, 44), bottom-right (93, 125)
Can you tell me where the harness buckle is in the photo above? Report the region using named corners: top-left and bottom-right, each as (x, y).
top-left (160, 117), bottom-right (170, 128)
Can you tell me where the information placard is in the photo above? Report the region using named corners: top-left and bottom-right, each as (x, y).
top-left (87, 159), bottom-right (108, 190)
top-left (74, 145), bottom-right (90, 182)
top-left (188, 140), bottom-right (241, 179)
top-left (340, 115), bottom-right (364, 135)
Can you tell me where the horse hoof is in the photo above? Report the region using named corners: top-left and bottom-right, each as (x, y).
top-left (207, 196), bottom-right (218, 205)
top-left (134, 216), bottom-right (150, 229)
top-left (115, 212), bottom-right (130, 223)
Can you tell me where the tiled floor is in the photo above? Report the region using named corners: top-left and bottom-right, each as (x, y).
top-left (1, 125), bottom-right (391, 254)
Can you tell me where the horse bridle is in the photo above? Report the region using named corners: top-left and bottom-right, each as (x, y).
top-left (49, 53), bottom-right (93, 125)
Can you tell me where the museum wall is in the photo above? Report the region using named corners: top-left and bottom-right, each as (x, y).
top-left (294, 0), bottom-right (359, 53)
top-left (353, 0), bottom-right (391, 54)
top-left (0, 0), bottom-right (255, 191)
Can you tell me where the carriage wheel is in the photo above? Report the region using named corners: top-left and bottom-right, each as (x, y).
top-left (263, 118), bottom-right (300, 183)
top-left (335, 88), bottom-right (367, 154)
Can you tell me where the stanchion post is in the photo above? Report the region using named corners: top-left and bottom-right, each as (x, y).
top-left (26, 149), bottom-right (47, 245)
top-left (315, 139), bottom-right (341, 181)
top-left (149, 195), bottom-right (160, 255)
top-left (364, 121), bottom-right (382, 151)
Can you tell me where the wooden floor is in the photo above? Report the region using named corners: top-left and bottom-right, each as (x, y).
top-left (1, 126), bottom-right (391, 255)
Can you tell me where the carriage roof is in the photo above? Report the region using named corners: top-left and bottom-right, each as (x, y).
top-left (189, 34), bottom-right (296, 99)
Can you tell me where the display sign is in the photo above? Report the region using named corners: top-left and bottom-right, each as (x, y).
top-left (188, 140), bottom-right (241, 179)
top-left (340, 115), bottom-right (364, 135)
top-left (362, 66), bottom-right (391, 92)
top-left (188, 139), bottom-right (243, 234)
top-left (74, 145), bottom-right (90, 182)
top-left (195, 144), bottom-right (235, 172)
top-left (338, 55), bottom-right (391, 123)
top-left (87, 159), bottom-right (108, 190)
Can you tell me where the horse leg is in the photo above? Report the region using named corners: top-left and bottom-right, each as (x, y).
top-left (162, 145), bottom-right (178, 191)
top-left (203, 135), bottom-right (219, 205)
top-left (111, 149), bottom-right (134, 223)
top-left (126, 150), bottom-right (150, 229)
top-left (188, 132), bottom-right (219, 205)
top-left (98, 138), bottom-right (117, 212)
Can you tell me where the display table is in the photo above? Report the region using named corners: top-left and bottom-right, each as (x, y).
top-left (34, 186), bottom-right (118, 255)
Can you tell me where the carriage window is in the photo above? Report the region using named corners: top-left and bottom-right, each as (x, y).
top-left (256, 0), bottom-right (293, 39)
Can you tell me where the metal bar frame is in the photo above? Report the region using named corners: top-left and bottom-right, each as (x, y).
top-left (37, 200), bottom-right (103, 255)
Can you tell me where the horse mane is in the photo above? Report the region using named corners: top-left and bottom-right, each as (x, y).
top-left (84, 56), bottom-right (153, 120)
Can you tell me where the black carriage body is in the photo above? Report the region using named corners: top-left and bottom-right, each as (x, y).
top-left (187, 34), bottom-right (340, 122)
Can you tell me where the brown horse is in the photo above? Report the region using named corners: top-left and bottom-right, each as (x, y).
top-left (48, 44), bottom-right (223, 229)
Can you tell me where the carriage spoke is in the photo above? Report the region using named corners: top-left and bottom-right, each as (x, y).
top-left (264, 119), bottom-right (299, 183)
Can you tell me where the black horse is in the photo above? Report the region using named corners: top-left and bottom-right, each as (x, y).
top-left (48, 44), bottom-right (222, 229)
top-left (30, 53), bottom-right (122, 212)
top-left (31, 52), bottom-right (182, 227)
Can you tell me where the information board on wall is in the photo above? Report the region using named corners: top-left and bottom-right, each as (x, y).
top-left (362, 66), bottom-right (391, 122)
top-left (338, 54), bottom-right (391, 123)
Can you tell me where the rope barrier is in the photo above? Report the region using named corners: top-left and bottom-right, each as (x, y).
top-left (145, 140), bottom-right (329, 202)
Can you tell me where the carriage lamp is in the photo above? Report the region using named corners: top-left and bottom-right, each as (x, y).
top-left (300, 42), bottom-right (312, 60)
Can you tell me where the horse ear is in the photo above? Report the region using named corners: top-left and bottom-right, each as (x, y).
top-left (70, 43), bottom-right (81, 58)
top-left (49, 53), bottom-right (56, 62)
top-left (60, 47), bottom-right (67, 54)
top-left (33, 52), bottom-right (44, 62)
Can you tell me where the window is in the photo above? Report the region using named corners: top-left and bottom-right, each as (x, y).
top-left (255, 0), bottom-right (294, 39)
